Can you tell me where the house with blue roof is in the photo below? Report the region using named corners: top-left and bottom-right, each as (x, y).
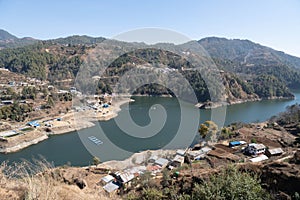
top-left (27, 120), bottom-right (40, 128)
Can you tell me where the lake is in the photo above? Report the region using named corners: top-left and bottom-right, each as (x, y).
top-left (1, 91), bottom-right (300, 166)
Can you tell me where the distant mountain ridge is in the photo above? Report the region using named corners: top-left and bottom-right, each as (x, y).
top-left (1, 29), bottom-right (300, 66)
top-left (0, 29), bottom-right (299, 104)
top-left (0, 29), bottom-right (18, 41)
top-left (48, 35), bottom-right (106, 45)
top-left (0, 29), bottom-right (37, 49)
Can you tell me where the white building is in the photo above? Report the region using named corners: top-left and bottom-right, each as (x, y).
top-left (245, 143), bottom-right (266, 155)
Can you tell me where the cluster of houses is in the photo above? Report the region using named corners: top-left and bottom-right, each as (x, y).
top-left (3, 78), bottom-right (48, 88)
top-left (0, 117), bottom-right (67, 141)
top-left (73, 94), bottom-right (112, 112)
top-left (229, 140), bottom-right (284, 162)
top-left (100, 142), bottom-right (282, 195)
top-left (100, 146), bottom-right (212, 194)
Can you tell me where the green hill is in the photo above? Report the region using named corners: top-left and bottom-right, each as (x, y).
top-left (0, 30), bottom-right (298, 103)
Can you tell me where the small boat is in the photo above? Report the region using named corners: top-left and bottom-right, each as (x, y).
top-left (88, 136), bottom-right (103, 145)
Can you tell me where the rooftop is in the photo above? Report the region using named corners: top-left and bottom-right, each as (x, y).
top-left (201, 147), bottom-right (212, 153)
top-left (119, 172), bottom-right (135, 183)
top-left (249, 143), bottom-right (266, 150)
top-left (103, 182), bottom-right (119, 193)
top-left (155, 158), bottom-right (169, 167)
top-left (101, 175), bottom-right (114, 183)
top-left (250, 155), bottom-right (268, 162)
top-left (172, 155), bottom-right (185, 163)
top-left (176, 149), bottom-right (186, 156)
top-left (0, 130), bottom-right (17, 137)
top-left (267, 148), bottom-right (284, 155)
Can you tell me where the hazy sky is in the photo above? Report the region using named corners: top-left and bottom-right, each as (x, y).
top-left (0, 0), bottom-right (300, 56)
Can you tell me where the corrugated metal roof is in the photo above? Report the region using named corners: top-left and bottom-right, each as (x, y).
top-left (103, 182), bottom-right (119, 193)
top-left (267, 148), bottom-right (284, 155)
top-left (249, 143), bottom-right (266, 150)
top-left (27, 120), bottom-right (40, 127)
top-left (229, 141), bottom-right (241, 146)
top-left (0, 130), bottom-right (17, 137)
top-left (176, 150), bottom-right (186, 156)
top-left (101, 175), bottom-right (114, 183)
top-left (201, 147), bottom-right (212, 153)
top-left (120, 172), bottom-right (134, 183)
top-left (172, 155), bottom-right (184, 163)
top-left (250, 155), bottom-right (268, 162)
top-left (188, 150), bottom-right (203, 157)
top-left (155, 158), bottom-right (169, 167)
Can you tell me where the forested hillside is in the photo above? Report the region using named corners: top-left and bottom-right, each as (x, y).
top-left (199, 37), bottom-right (300, 88)
top-left (0, 30), bottom-right (299, 103)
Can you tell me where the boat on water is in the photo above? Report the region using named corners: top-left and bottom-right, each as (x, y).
top-left (88, 136), bottom-right (103, 145)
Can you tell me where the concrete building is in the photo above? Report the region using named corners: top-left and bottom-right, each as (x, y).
top-left (244, 143), bottom-right (266, 155)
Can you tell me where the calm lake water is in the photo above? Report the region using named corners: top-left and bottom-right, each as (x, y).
top-left (1, 90), bottom-right (300, 166)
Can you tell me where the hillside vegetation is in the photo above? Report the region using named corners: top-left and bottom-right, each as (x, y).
top-left (0, 30), bottom-right (299, 103)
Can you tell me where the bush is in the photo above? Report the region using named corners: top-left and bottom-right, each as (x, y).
top-left (251, 138), bottom-right (257, 143)
top-left (192, 166), bottom-right (270, 200)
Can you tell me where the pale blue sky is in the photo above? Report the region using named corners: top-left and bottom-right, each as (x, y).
top-left (0, 0), bottom-right (300, 56)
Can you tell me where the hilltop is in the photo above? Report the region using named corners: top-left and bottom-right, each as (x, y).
top-left (0, 29), bottom-right (37, 49)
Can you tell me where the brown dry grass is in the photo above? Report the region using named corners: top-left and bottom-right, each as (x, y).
top-left (0, 158), bottom-right (118, 200)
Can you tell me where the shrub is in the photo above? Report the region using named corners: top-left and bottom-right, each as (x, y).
top-left (192, 166), bottom-right (270, 200)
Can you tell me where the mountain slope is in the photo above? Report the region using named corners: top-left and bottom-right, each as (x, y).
top-left (198, 37), bottom-right (300, 69)
top-left (0, 29), bottom-right (37, 49)
top-left (0, 29), bottom-right (298, 103)
top-left (199, 37), bottom-right (300, 88)
top-left (0, 29), bottom-right (18, 41)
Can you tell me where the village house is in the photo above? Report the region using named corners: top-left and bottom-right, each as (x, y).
top-left (244, 143), bottom-right (266, 156)
top-left (146, 165), bottom-right (162, 175)
top-left (148, 155), bottom-right (158, 163)
top-left (154, 158), bottom-right (169, 169)
top-left (1, 100), bottom-right (14, 105)
top-left (119, 172), bottom-right (135, 185)
top-left (27, 120), bottom-right (40, 128)
top-left (101, 174), bottom-right (115, 186)
top-left (201, 146), bottom-right (212, 154)
top-left (187, 146), bottom-right (212, 161)
top-left (229, 140), bottom-right (247, 147)
top-left (168, 155), bottom-right (185, 169)
top-left (0, 130), bottom-right (18, 138)
top-left (176, 149), bottom-right (186, 156)
top-left (187, 150), bottom-right (204, 160)
top-left (103, 181), bottom-right (119, 194)
top-left (266, 148), bottom-right (284, 157)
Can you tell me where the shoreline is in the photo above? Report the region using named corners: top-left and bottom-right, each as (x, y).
top-left (196, 96), bottom-right (294, 109)
top-left (0, 98), bottom-right (133, 154)
top-left (0, 94), bottom-right (295, 154)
